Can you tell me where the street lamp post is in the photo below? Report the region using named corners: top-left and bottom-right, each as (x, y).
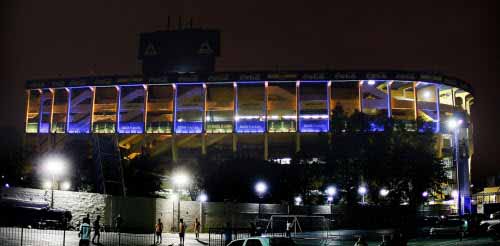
top-left (325, 186), bottom-right (336, 226)
top-left (198, 193), bottom-right (207, 232)
top-left (172, 173), bottom-right (190, 231)
top-left (448, 118), bottom-right (463, 215)
top-left (255, 181), bottom-right (268, 219)
top-left (358, 186), bottom-right (367, 205)
top-left (42, 156), bottom-right (66, 208)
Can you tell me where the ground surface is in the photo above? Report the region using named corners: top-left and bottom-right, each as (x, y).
top-left (0, 228), bottom-right (498, 246)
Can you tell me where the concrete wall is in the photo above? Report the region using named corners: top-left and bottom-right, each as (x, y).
top-left (1, 187), bottom-right (331, 232)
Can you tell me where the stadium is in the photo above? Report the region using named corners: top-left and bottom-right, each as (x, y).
top-left (24, 70), bottom-right (474, 209)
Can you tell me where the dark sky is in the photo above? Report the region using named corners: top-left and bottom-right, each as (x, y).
top-left (1, 1), bottom-right (498, 183)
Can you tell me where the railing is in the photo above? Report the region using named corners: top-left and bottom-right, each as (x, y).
top-left (0, 227), bottom-right (155, 246)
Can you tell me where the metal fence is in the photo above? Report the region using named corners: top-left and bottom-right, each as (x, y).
top-left (208, 228), bottom-right (251, 246)
top-left (0, 227), bottom-right (156, 246)
top-left (207, 227), bottom-right (395, 246)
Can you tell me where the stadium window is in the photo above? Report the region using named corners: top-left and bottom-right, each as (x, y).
top-left (51, 88), bottom-right (69, 133)
top-left (299, 81), bottom-right (329, 132)
top-left (146, 85), bottom-right (174, 134)
top-left (416, 83), bottom-right (438, 132)
top-left (330, 81), bottom-right (359, 116)
top-left (235, 82), bottom-right (266, 133)
top-left (360, 80), bottom-right (390, 131)
top-left (67, 87), bottom-right (93, 133)
top-left (175, 84), bottom-right (204, 134)
top-left (118, 85), bottom-right (145, 134)
top-left (390, 81), bottom-right (416, 130)
top-left (26, 89), bottom-right (41, 133)
top-left (438, 86), bottom-right (455, 133)
top-left (267, 82), bottom-right (296, 133)
top-left (206, 83), bottom-right (234, 133)
top-left (92, 86), bottom-right (118, 133)
top-left (39, 89), bottom-right (53, 133)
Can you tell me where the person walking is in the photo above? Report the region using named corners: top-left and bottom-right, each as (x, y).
top-left (115, 214), bottom-right (123, 232)
top-left (194, 218), bottom-right (201, 240)
top-left (179, 218), bottom-right (186, 246)
top-left (155, 218), bottom-right (163, 245)
top-left (285, 220), bottom-right (292, 238)
top-left (79, 217), bottom-right (91, 246)
top-left (92, 215), bottom-right (101, 245)
top-left (224, 222), bottom-right (232, 246)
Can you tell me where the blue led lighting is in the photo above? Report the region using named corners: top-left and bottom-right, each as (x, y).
top-left (369, 122), bottom-right (384, 132)
top-left (236, 121), bottom-right (266, 133)
top-left (67, 122), bottom-right (91, 133)
top-left (39, 123), bottom-right (50, 133)
top-left (118, 122), bottom-right (144, 134)
top-left (299, 120), bottom-right (329, 132)
top-left (175, 122), bottom-right (203, 134)
top-left (419, 121), bottom-right (437, 133)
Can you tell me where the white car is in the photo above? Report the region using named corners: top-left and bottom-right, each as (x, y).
top-left (480, 211), bottom-right (500, 230)
top-left (429, 219), bottom-right (468, 237)
top-left (227, 237), bottom-right (295, 246)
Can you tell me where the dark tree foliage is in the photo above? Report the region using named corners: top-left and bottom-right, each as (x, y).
top-left (198, 106), bottom-right (445, 210)
top-left (0, 127), bottom-right (27, 186)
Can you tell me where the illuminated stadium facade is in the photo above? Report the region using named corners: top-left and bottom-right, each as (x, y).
top-left (25, 70), bottom-right (474, 212)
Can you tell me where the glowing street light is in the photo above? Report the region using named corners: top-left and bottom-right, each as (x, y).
top-left (172, 172), bottom-right (191, 231)
top-left (61, 181), bottom-right (71, 191)
top-left (325, 186), bottom-right (337, 197)
top-left (451, 190), bottom-right (459, 199)
top-left (172, 173), bottom-right (190, 187)
top-left (255, 181), bottom-right (268, 219)
top-left (358, 186), bottom-right (368, 205)
top-left (294, 196), bottom-right (302, 206)
top-left (379, 188), bottom-right (389, 197)
top-left (198, 193), bottom-right (208, 203)
top-left (43, 156), bottom-right (66, 177)
top-left (255, 181), bottom-right (268, 197)
top-left (422, 191), bottom-right (429, 198)
top-left (42, 155), bottom-right (67, 208)
top-left (447, 118), bottom-right (463, 130)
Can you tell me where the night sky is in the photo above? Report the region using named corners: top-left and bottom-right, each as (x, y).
top-left (1, 1), bottom-right (498, 184)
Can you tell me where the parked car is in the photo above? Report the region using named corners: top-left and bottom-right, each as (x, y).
top-left (429, 219), bottom-right (468, 238)
top-left (487, 223), bottom-right (500, 241)
top-left (479, 212), bottom-right (500, 232)
top-left (228, 237), bottom-right (295, 246)
top-left (0, 198), bottom-right (72, 229)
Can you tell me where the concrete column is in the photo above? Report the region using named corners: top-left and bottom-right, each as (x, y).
top-left (232, 133), bottom-right (237, 153)
top-left (264, 133), bottom-right (269, 160)
top-left (202, 133), bottom-right (207, 155)
top-left (172, 135), bottom-right (177, 162)
top-left (295, 133), bottom-right (301, 153)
